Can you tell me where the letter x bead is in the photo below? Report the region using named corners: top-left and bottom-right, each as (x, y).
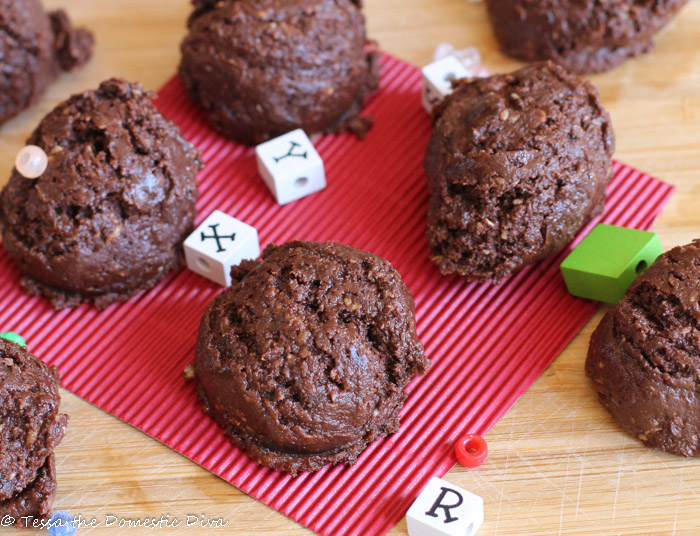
top-left (406, 477), bottom-right (484, 536)
top-left (183, 210), bottom-right (260, 287)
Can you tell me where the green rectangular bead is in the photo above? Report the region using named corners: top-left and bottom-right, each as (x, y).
top-left (560, 224), bottom-right (664, 304)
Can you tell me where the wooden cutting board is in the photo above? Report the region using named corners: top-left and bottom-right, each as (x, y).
top-left (1, 0), bottom-right (700, 534)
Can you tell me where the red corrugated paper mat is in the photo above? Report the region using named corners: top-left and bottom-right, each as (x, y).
top-left (0, 54), bottom-right (674, 535)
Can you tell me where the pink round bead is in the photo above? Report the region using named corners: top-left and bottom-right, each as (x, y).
top-left (15, 145), bottom-right (48, 179)
top-left (470, 65), bottom-right (491, 78)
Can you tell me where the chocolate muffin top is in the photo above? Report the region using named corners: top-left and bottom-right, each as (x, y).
top-left (587, 240), bottom-right (700, 456)
top-left (178, 0), bottom-right (380, 145)
top-left (0, 78), bottom-right (202, 310)
top-left (0, 339), bottom-right (66, 502)
top-left (0, 0), bottom-right (93, 126)
top-left (424, 61), bottom-right (614, 282)
top-left (194, 241), bottom-right (429, 475)
top-left (485, 0), bottom-right (689, 74)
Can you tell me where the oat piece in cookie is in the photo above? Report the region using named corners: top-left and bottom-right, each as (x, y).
top-left (0, 78), bottom-right (202, 310)
top-left (0, 0), bottom-right (93, 126)
top-left (424, 61), bottom-right (614, 282)
top-left (587, 240), bottom-right (700, 456)
top-left (178, 0), bottom-right (380, 145)
top-left (485, 0), bottom-right (689, 74)
top-left (193, 241), bottom-right (429, 475)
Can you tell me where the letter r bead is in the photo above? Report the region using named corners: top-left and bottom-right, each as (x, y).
top-left (425, 488), bottom-right (463, 523)
top-left (407, 477), bottom-right (484, 536)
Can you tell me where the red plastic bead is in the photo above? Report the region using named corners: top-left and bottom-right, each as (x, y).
top-left (455, 434), bottom-right (488, 468)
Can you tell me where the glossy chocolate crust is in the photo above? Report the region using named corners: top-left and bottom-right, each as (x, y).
top-left (485, 0), bottom-right (689, 74)
top-left (0, 0), bottom-right (93, 126)
top-left (194, 241), bottom-right (429, 475)
top-left (424, 61), bottom-right (614, 282)
top-left (0, 339), bottom-right (66, 523)
top-left (0, 78), bottom-right (202, 310)
top-left (178, 0), bottom-right (380, 145)
top-left (587, 240), bottom-right (700, 457)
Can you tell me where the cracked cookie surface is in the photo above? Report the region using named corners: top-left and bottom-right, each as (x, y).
top-left (0, 78), bottom-right (202, 309)
top-left (485, 0), bottom-right (689, 74)
top-left (194, 241), bottom-right (429, 474)
top-left (424, 61), bottom-right (614, 283)
top-left (0, 339), bottom-right (66, 523)
top-left (0, 454), bottom-right (57, 526)
top-left (178, 0), bottom-right (380, 145)
top-left (587, 240), bottom-right (700, 456)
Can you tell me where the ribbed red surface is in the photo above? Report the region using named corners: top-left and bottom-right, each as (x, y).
top-left (0, 54), bottom-right (673, 536)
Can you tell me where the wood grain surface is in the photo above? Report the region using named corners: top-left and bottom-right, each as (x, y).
top-left (1, 0), bottom-right (699, 534)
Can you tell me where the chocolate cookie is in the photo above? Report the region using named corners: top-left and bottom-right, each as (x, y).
top-left (178, 0), bottom-right (380, 145)
top-left (0, 338), bottom-right (66, 523)
top-left (193, 241), bottom-right (429, 474)
top-left (485, 0), bottom-right (689, 74)
top-left (0, 78), bottom-right (202, 310)
top-left (0, 455), bottom-right (56, 527)
top-left (424, 61), bottom-right (614, 282)
top-left (0, 0), bottom-right (93, 126)
top-left (587, 240), bottom-right (700, 457)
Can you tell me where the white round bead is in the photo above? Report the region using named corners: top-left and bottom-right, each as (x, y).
top-left (15, 145), bottom-right (48, 179)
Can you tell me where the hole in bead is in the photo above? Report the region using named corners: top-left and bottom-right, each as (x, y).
top-left (635, 260), bottom-right (648, 274)
top-left (465, 522), bottom-right (474, 536)
top-left (444, 72), bottom-right (456, 82)
top-left (463, 438), bottom-right (480, 452)
top-left (295, 177), bottom-right (309, 188)
top-left (197, 257), bottom-right (210, 271)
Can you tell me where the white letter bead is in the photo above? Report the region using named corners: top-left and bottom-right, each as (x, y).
top-left (406, 477), bottom-right (484, 536)
top-left (421, 56), bottom-right (471, 114)
top-left (255, 129), bottom-right (326, 205)
top-left (184, 210), bottom-right (260, 287)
